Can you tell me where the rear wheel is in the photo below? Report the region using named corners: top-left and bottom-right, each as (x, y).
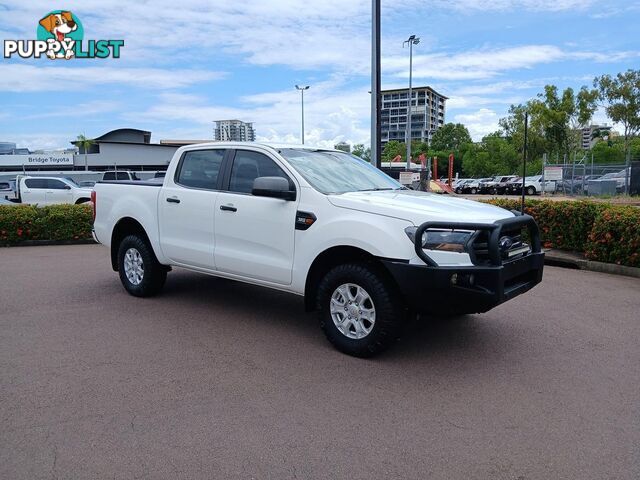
top-left (117, 235), bottom-right (167, 297)
top-left (470, 187), bottom-right (477, 194)
top-left (526, 186), bottom-right (536, 195)
top-left (317, 263), bottom-right (403, 357)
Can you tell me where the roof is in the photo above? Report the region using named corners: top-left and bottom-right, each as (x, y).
top-left (174, 141), bottom-right (340, 152)
top-left (381, 85), bottom-right (448, 99)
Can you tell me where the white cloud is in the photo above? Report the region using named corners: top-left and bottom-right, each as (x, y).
top-left (428, 0), bottom-right (598, 12)
top-left (454, 108), bottom-right (500, 141)
top-left (0, 64), bottom-right (224, 92)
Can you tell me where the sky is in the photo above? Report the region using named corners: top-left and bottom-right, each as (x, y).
top-left (1, 0), bottom-right (639, 150)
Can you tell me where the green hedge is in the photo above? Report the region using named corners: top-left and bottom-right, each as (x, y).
top-left (0, 204), bottom-right (93, 244)
top-left (485, 199), bottom-right (640, 267)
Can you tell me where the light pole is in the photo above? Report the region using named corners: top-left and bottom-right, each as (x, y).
top-left (403, 35), bottom-right (420, 171)
top-left (371, 0), bottom-right (381, 168)
top-left (295, 85), bottom-right (309, 144)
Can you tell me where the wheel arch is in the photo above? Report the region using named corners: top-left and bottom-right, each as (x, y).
top-left (110, 217), bottom-right (153, 271)
top-left (303, 245), bottom-right (395, 312)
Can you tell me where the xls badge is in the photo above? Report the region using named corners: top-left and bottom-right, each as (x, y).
top-left (3, 10), bottom-right (124, 60)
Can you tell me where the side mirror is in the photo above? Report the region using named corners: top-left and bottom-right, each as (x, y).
top-left (252, 176), bottom-right (296, 201)
top-left (64, 185), bottom-right (71, 190)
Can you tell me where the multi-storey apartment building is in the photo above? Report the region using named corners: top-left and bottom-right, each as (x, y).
top-left (380, 86), bottom-right (447, 148)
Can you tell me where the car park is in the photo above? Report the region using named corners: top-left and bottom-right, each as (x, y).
top-left (480, 175), bottom-right (519, 195)
top-left (15, 176), bottom-right (93, 205)
top-left (506, 175), bottom-right (556, 195)
top-left (93, 142), bottom-right (544, 357)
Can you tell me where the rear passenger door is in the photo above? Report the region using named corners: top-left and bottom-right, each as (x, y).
top-left (158, 148), bottom-right (226, 270)
top-left (45, 179), bottom-right (73, 204)
top-left (22, 178), bottom-right (47, 204)
top-left (213, 149), bottom-right (298, 285)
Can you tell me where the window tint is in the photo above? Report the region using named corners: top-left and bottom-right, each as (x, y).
top-left (24, 178), bottom-right (47, 189)
top-left (176, 149), bottom-right (224, 189)
top-left (47, 179), bottom-right (68, 190)
top-left (103, 172), bottom-right (115, 180)
top-left (229, 150), bottom-right (290, 194)
top-left (117, 172), bottom-right (130, 180)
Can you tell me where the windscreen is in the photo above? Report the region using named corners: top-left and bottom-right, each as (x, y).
top-left (279, 149), bottom-right (402, 194)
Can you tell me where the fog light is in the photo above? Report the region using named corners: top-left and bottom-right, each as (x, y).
top-left (468, 274), bottom-right (475, 286)
top-left (450, 273), bottom-right (458, 285)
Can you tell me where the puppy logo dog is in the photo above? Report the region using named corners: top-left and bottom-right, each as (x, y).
top-left (38, 11), bottom-right (78, 59)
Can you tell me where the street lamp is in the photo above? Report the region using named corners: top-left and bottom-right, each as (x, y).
top-left (403, 35), bottom-right (420, 171)
top-left (295, 85), bottom-right (310, 144)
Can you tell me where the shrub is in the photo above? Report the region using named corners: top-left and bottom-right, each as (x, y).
top-left (585, 206), bottom-right (640, 267)
top-left (0, 204), bottom-right (93, 245)
top-left (484, 198), bottom-right (640, 267)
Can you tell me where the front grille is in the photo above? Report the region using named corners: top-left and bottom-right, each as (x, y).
top-left (470, 231), bottom-right (491, 265)
top-left (470, 227), bottom-right (531, 266)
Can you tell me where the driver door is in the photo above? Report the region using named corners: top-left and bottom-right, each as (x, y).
top-left (214, 149), bottom-right (298, 285)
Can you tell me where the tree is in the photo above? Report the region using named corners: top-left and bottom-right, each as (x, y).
top-left (381, 140), bottom-right (405, 161)
top-left (430, 123), bottom-right (472, 152)
top-left (75, 134), bottom-right (95, 171)
top-left (529, 85), bottom-right (598, 153)
top-left (351, 144), bottom-right (371, 162)
top-left (594, 69), bottom-right (640, 158)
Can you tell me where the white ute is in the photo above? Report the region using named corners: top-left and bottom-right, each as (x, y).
top-left (93, 143), bottom-right (544, 357)
top-left (17, 176), bottom-right (93, 205)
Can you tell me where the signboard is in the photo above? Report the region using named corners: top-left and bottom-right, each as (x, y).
top-left (544, 166), bottom-right (563, 181)
top-left (399, 171), bottom-right (420, 185)
top-left (0, 154), bottom-right (74, 167)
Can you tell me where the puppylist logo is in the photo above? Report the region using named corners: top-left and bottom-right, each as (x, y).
top-left (4, 10), bottom-right (124, 60)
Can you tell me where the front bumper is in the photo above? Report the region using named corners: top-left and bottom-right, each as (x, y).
top-left (382, 214), bottom-right (544, 315)
top-left (382, 252), bottom-right (544, 315)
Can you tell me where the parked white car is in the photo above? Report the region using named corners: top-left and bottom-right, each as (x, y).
top-left (16, 176), bottom-right (93, 205)
top-left (506, 175), bottom-right (556, 195)
top-left (93, 143), bottom-right (544, 357)
top-left (102, 171), bottom-right (141, 181)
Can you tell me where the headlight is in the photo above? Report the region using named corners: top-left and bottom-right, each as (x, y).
top-left (405, 226), bottom-right (474, 253)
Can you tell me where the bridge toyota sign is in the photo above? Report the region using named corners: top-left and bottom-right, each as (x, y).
top-left (0, 154), bottom-right (74, 167)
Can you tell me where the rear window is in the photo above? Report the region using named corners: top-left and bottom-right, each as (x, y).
top-left (176, 149), bottom-right (225, 189)
top-left (24, 178), bottom-right (47, 189)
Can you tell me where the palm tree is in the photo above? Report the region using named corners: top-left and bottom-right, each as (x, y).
top-left (76, 134), bottom-right (95, 171)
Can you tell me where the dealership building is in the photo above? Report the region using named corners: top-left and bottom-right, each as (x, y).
top-left (0, 129), bottom-right (210, 181)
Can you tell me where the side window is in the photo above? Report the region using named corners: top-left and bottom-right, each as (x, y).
top-left (47, 179), bottom-right (67, 190)
top-left (117, 172), bottom-right (129, 180)
top-left (229, 150), bottom-right (290, 194)
top-left (176, 149), bottom-right (224, 189)
top-left (103, 172), bottom-right (115, 181)
top-left (25, 178), bottom-right (47, 189)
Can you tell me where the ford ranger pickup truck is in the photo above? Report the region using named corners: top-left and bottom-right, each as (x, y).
top-left (92, 143), bottom-right (544, 357)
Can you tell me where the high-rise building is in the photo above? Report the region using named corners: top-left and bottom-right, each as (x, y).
top-left (581, 124), bottom-right (612, 149)
top-left (380, 86), bottom-right (447, 149)
top-left (334, 142), bottom-right (351, 153)
top-left (214, 120), bottom-right (256, 142)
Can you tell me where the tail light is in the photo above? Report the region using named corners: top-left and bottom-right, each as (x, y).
top-left (90, 190), bottom-right (96, 221)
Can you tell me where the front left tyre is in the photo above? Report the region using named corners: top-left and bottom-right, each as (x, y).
top-left (316, 263), bottom-right (404, 357)
top-left (117, 234), bottom-right (167, 297)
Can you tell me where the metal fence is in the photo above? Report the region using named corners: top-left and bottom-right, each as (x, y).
top-left (542, 152), bottom-right (638, 196)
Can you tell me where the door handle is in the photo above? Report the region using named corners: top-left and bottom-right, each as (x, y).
top-left (166, 197), bottom-right (180, 203)
top-left (220, 204), bottom-right (237, 212)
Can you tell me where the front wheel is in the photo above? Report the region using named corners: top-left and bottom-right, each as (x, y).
top-left (316, 263), bottom-right (403, 357)
top-left (526, 186), bottom-right (536, 195)
top-left (117, 235), bottom-right (167, 297)
top-left (470, 187), bottom-right (477, 194)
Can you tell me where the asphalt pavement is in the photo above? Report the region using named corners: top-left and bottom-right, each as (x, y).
top-left (1, 245), bottom-right (638, 479)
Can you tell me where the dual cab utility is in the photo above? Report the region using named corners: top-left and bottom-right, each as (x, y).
top-left (16, 176), bottom-right (93, 205)
top-left (93, 143), bottom-right (544, 357)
